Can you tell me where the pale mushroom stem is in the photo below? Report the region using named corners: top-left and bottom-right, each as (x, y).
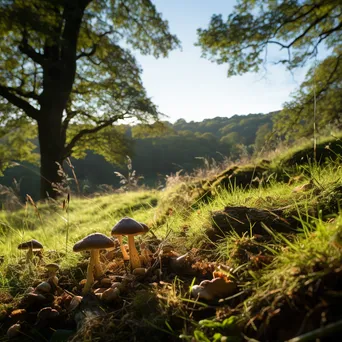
top-left (49, 276), bottom-right (59, 287)
top-left (26, 247), bottom-right (34, 274)
top-left (47, 270), bottom-right (58, 286)
top-left (82, 250), bottom-right (96, 294)
top-left (93, 249), bottom-right (104, 279)
top-left (127, 235), bottom-right (141, 270)
top-left (26, 247), bottom-right (33, 264)
top-left (117, 236), bottom-right (129, 261)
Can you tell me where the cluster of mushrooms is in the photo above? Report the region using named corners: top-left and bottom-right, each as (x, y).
top-left (17, 217), bottom-right (237, 301)
top-left (73, 217), bottom-right (149, 294)
top-left (17, 217), bottom-right (150, 295)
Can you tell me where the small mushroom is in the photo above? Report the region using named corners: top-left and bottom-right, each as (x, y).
top-left (35, 282), bottom-right (51, 294)
top-left (26, 292), bottom-right (46, 303)
top-left (115, 236), bottom-right (130, 261)
top-left (36, 307), bottom-right (59, 328)
top-left (46, 263), bottom-right (60, 286)
top-left (100, 278), bottom-right (112, 287)
top-left (73, 233), bottom-right (114, 294)
top-left (37, 307), bottom-right (59, 320)
top-left (111, 217), bottom-right (148, 270)
top-left (46, 263), bottom-right (59, 277)
top-left (101, 287), bottom-right (120, 303)
top-left (18, 239), bottom-right (43, 264)
top-left (132, 267), bottom-right (147, 276)
top-left (111, 282), bottom-right (124, 292)
top-left (191, 278), bottom-right (237, 301)
top-left (7, 323), bottom-right (21, 339)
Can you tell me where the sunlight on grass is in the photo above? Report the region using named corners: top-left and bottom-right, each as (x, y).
top-left (0, 152), bottom-right (341, 341)
top-left (0, 191), bottom-right (160, 270)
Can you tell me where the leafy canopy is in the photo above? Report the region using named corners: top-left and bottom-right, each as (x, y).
top-left (0, 121), bottom-right (39, 176)
top-left (197, 0), bottom-right (342, 76)
top-left (0, 0), bottom-right (180, 163)
top-left (274, 49), bottom-right (342, 139)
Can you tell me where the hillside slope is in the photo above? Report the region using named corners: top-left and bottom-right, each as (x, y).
top-left (0, 141), bottom-right (341, 341)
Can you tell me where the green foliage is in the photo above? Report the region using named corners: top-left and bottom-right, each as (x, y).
top-left (131, 121), bottom-right (175, 139)
top-left (1, 146), bottom-right (342, 341)
top-left (69, 124), bottom-right (132, 165)
top-left (0, 111), bottom-right (296, 199)
top-left (197, 0), bottom-right (342, 75)
top-left (254, 123), bottom-right (272, 153)
top-left (197, 0), bottom-right (342, 142)
top-left (189, 317), bottom-right (240, 342)
top-left (0, 116), bottom-right (39, 175)
top-left (0, 0), bottom-right (180, 198)
top-left (274, 51), bottom-right (342, 140)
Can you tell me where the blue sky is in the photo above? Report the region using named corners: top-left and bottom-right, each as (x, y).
top-left (133, 0), bottom-right (319, 123)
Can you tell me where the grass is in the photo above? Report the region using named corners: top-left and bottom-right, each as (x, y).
top-left (0, 191), bottom-right (159, 288)
top-left (0, 143), bottom-right (342, 341)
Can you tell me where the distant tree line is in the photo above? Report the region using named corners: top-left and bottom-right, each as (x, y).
top-left (0, 112), bottom-right (276, 200)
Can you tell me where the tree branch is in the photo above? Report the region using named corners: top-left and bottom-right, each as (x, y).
top-left (0, 85), bottom-right (40, 120)
top-left (318, 20), bottom-right (342, 40)
top-left (272, 4), bottom-right (320, 36)
top-left (63, 114), bottom-right (125, 158)
top-left (62, 108), bottom-right (98, 135)
top-left (272, 13), bottom-right (330, 51)
top-left (19, 36), bottom-right (46, 67)
top-left (76, 44), bottom-right (97, 59)
top-left (4, 86), bottom-right (40, 101)
top-left (285, 54), bottom-right (342, 119)
top-left (76, 30), bottom-right (114, 60)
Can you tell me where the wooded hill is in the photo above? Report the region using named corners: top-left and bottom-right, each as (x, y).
top-left (0, 111), bottom-right (275, 200)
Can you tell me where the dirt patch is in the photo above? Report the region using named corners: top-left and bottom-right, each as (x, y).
top-left (244, 262), bottom-right (342, 341)
top-left (206, 206), bottom-right (298, 241)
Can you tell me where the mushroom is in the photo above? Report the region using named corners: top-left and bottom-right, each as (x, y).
top-left (37, 306), bottom-right (59, 321)
top-left (35, 282), bottom-right (51, 294)
top-left (191, 278), bottom-right (237, 301)
top-left (18, 239), bottom-right (43, 264)
top-left (101, 287), bottom-right (120, 303)
top-left (73, 233), bottom-right (114, 294)
top-left (7, 323), bottom-right (21, 339)
top-left (139, 222), bottom-right (149, 233)
top-left (46, 263), bottom-right (59, 286)
top-left (111, 217), bottom-right (148, 270)
top-left (36, 307), bottom-right (59, 329)
top-left (46, 263), bottom-right (59, 277)
top-left (114, 236), bottom-right (130, 261)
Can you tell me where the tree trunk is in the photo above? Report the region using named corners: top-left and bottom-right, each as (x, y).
top-left (35, 1), bottom-right (87, 200)
top-left (37, 110), bottom-right (64, 200)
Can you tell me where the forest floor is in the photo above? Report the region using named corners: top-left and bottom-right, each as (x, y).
top-left (0, 138), bottom-right (342, 341)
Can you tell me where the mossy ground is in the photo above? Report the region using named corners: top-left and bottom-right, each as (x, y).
top-left (0, 139), bottom-right (342, 341)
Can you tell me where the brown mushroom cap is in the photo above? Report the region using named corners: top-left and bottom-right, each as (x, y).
top-left (194, 278), bottom-right (237, 300)
top-left (139, 222), bottom-right (149, 233)
top-left (18, 239), bottom-right (43, 250)
top-left (46, 263), bottom-right (60, 272)
top-left (111, 217), bottom-right (146, 236)
top-left (37, 307), bottom-right (59, 320)
top-left (73, 233), bottom-right (114, 252)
